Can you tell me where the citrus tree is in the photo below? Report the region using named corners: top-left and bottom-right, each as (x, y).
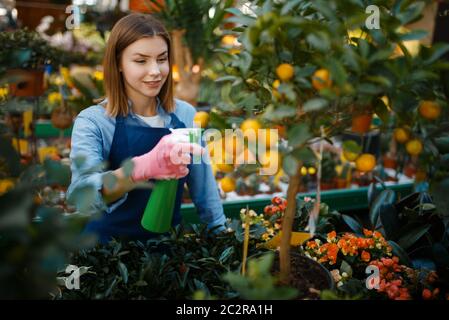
top-left (213, 0), bottom-right (448, 284)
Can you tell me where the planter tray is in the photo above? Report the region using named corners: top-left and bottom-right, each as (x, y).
top-left (181, 182), bottom-right (414, 224)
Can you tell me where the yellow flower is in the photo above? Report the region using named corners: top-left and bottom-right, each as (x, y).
top-left (0, 87), bottom-right (9, 100)
top-left (93, 71), bottom-right (104, 81)
top-left (47, 92), bottom-right (62, 105)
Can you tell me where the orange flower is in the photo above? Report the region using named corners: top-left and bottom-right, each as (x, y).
top-left (422, 289), bottom-right (432, 300)
top-left (363, 229), bottom-right (373, 237)
top-left (373, 231), bottom-right (382, 239)
top-left (361, 250), bottom-right (371, 262)
top-left (307, 241), bottom-right (317, 249)
top-left (327, 231), bottom-right (337, 242)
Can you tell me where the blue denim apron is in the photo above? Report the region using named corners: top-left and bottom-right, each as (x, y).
top-left (84, 113), bottom-right (187, 244)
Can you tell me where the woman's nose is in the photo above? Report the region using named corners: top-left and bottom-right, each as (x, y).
top-left (147, 61), bottom-right (161, 76)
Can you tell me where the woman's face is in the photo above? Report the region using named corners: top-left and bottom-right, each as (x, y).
top-left (120, 36), bottom-right (170, 102)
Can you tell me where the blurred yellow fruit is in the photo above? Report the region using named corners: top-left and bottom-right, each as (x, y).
top-left (0, 179), bottom-right (15, 195)
top-left (307, 167), bottom-right (316, 175)
top-left (393, 128), bottom-right (410, 144)
top-left (355, 154), bottom-right (376, 172)
top-left (276, 63), bottom-right (295, 82)
top-left (406, 139), bottom-right (423, 156)
top-left (343, 149), bottom-right (360, 162)
top-left (221, 35), bottom-right (237, 46)
top-left (240, 119), bottom-right (261, 142)
top-left (419, 101), bottom-right (441, 120)
top-left (220, 176), bottom-right (236, 193)
top-left (193, 111), bottom-right (209, 128)
top-left (216, 163), bottom-right (234, 173)
top-left (312, 68), bottom-right (332, 90)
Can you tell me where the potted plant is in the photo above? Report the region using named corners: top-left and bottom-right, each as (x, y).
top-left (0, 29), bottom-right (61, 97)
top-left (214, 0), bottom-right (448, 290)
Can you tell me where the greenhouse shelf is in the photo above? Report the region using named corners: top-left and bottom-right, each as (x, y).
top-left (181, 182), bottom-right (414, 224)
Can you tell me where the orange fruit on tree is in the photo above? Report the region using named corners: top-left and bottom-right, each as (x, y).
top-left (351, 113), bottom-right (373, 134)
top-left (220, 176), bottom-right (236, 193)
top-left (312, 68), bottom-right (332, 90)
top-left (193, 111), bottom-right (209, 128)
top-left (355, 154), bottom-right (376, 172)
top-left (273, 124), bottom-right (286, 139)
top-left (224, 134), bottom-right (244, 161)
top-left (272, 79), bottom-right (282, 99)
top-left (406, 139), bottom-right (423, 156)
top-left (261, 129), bottom-right (279, 149)
top-left (240, 118), bottom-right (261, 142)
top-left (216, 163), bottom-right (234, 173)
top-left (276, 63), bottom-right (295, 82)
top-left (419, 101), bottom-right (441, 120)
top-left (393, 128), bottom-right (410, 144)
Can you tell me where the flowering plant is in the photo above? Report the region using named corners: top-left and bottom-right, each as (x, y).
top-left (303, 230), bottom-right (446, 300)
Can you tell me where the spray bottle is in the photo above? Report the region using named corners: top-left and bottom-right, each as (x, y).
top-left (141, 127), bottom-right (202, 233)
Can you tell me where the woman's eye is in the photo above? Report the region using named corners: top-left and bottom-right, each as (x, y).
top-left (158, 57), bottom-right (168, 63)
top-left (135, 60), bottom-right (145, 64)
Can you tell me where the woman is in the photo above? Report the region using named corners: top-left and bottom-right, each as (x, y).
top-left (67, 13), bottom-right (226, 244)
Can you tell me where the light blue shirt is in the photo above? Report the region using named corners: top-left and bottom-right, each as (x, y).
top-left (67, 98), bottom-right (226, 230)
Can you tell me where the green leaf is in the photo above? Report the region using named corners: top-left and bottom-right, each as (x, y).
top-left (397, 224), bottom-right (431, 250)
top-left (396, 1), bottom-right (426, 25)
top-left (121, 159), bottom-right (134, 178)
top-left (343, 140), bottom-right (362, 154)
top-left (398, 29), bottom-right (428, 41)
top-left (288, 123), bottom-right (312, 148)
top-left (43, 159), bottom-right (71, 186)
top-left (66, 185), bottom-right (97, 213)
top-left (215, 75), bottom-right (239, 83)
top-left (306, 32), bottom-right (330, 52)
top-left (357, 83), bottom-right (382, 95)
top-left (424, 43), bottom-right (449, 64)
top-left (290, 147), bottom-right (317, 164)
top-left (282, 155), bottom-right (299, 177)
top-left (432, 243), bottom-right (449, 268)
top-left (379, 204), bottom-right (399, 240)
top-left (117, 261), bottom-right (128, 284)
top-left (103, 172), bottom-right (118, 191)
top-left (281, 0), bottom-right (302, 15)
top-left (340, 260), bottom-right (353, 278)
top-left (369, 189), bottom-right (396, 228)
top-left (261, 105), bottom-right (296, 121)
top-left (303, 98), bottom-right (329, 112)
top-left (373, 97), bottom-right (390, 124)
top-left (342, 214), bottom-right (363, 234)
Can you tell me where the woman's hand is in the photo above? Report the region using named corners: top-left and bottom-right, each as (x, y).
top-left (131, 133), bottom-right (204, 181)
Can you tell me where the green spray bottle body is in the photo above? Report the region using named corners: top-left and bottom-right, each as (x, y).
top-left (141, 128), bottom-right (202, 233)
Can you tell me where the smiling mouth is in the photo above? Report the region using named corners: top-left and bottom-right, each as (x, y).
top-left (143, 80), bottom-right (162, 87)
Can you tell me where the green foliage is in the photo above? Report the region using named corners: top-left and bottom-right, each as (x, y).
top-left (0, 29), bottom-right (83, 73)
top-left (223, 251), bottom-right (298, 300)
top-left (342, 186), bottom-right (449, 268)
top-left (60, 224), bottom-right (267, 299)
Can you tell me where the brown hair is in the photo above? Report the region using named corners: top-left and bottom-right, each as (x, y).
top-left (103, 13), bottom-right (174, 117)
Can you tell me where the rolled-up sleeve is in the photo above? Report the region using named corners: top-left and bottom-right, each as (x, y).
top-left (67, 115), bottom-right (127, 214)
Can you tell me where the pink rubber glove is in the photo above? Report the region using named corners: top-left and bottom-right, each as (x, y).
top-left (131, 133), bottom-right (204, 182)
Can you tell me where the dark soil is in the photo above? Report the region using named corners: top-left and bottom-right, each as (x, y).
top-left (271, 251), bottom-right (333, 299)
